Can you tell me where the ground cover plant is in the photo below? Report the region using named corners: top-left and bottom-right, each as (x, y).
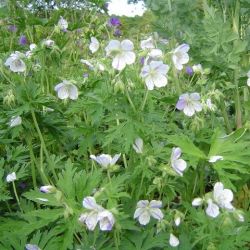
top-left (0, 0), bottom-right (250, 249)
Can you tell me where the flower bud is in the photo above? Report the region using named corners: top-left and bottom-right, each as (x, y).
top-left (39, 185), bottom-right (56, 193)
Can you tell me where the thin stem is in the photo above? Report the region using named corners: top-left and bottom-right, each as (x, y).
top-left (12, 182), bottom-right (23, 213)
top-left (122, 154), bottom-right (128, 169)
top-left (31, 110), bottom-right (58, 181)
top-left (140, 89), bottom-right (149, 111)
top-left (220, 100), bottom-right (232, 133)
top-left (125, 88), bottom-right (136, 112)
top-left (234, 71), bottom-right (242, 129)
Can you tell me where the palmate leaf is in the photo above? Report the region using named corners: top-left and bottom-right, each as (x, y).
top-left (208, 128), bottom-right (250, 190)
top-left (168, 134), bottom-right (206, 159)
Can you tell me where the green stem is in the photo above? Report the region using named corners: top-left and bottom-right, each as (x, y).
top-left (125, 88), bottom-right (136, 112)
top-left (234, 71), bottom-right (242, 129)
top-left (31, 110), bottom-right (58, 181)
top-left (12, 182), bottom-right (23, 213)
top-left (140, 89), bottom-right (149, 111)
top-left (173, 68), bottom-right (182, 95)
top-left (220, 100), bottom-right (232, 133)
top-left (122, 154), bottom-right (128, 169)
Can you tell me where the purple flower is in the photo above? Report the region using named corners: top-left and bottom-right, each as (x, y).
top-left (113, 29), bottom-right (122, 37)
top-left (140, 57), bottom-right (145, 65)
top-left (185, 66), bottom-right (193, 76)
top-left (8, 25), bottom-right (17, 32)
top-left (19, 35), bottom-right (27, 46)
top-left (83, 73), bottom-right (89, 78)
top-left (108, 17), bottom-right (121, 27)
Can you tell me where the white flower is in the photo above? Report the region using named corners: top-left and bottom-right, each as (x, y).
top-left (205, 199), bottom-right (220, 218)
top-left (105, 39), bottom-right (136, 71)
top-left (170, 147), bottom-right (187, 176)
top-left (58, 16), bottom-right (68, 30)
top-left (89, 37), bottom-right (100, 53)
top-left (26, 43), bottom-right (37, 58)
top-left (90, 153), bottom-right (121, 168)
top-left (213, 182), bottom-right (234, 211)
top-left (40, 185), bottom-right (55, 193)
top-left (80, 196), bottom-right (104, 231)
top-left (6, 172), bottom-right (16, 183)
top-left (97, 63), bottom-right (105, 71)
top-left (172, 44), bottom-right (190, 70)
top-left (134, 200), bottom-right (164, 225)
top-left (174, 216), bottom-right (181, 227)
top-left (54, 80), bottom-right (78, 100)
top-left (9, 115), bottom-right (22, 127)
top-left (144, 49), bottom-right (163, 65)
top-left (205, 98), bottom-right (216, 111)
top-left (140, 37), bottom-right (155, 50)
top-left (247, 70), bottom-right (250, 87)
top-left (25, 244), bottom-right (41, 250)
top-left (79, 196), bottom-right (115, 231)
top-left (140, 61), bottom-right (169, 90)
top-left (80, 59), bottom-right (94, 70)
top-left (98, 210), bottom-right (115, 231)
top-left (5, 52), bottom-right (26, 72)
top-left (192, 197), bottom-right (203, 206)
top-left (192, 64), bottom-right (203, 74)
top-left (176, 93), bottom-right (202, 117)
top-left (169, 233), bottom-right (180, 247)
top-left (209, 155), bottom-right (223, 163)
top-left (132, 138), bottom-right (143, 154)
top-left (43, 39), bottom-right (55, 48)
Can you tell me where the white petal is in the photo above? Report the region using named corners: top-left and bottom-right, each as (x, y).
top-left (123, 51), bottom-right (136, 65)
top-left (136, 200), bottom-right (149, 208)
top-left (190, 92), bottom-right (200, 101)
top-left (138, 210), bottom-right (151, 225)
top-left (134, 207), bottom-right (145, 219)
top-left (222, 189), bottom-right (234, 203)
top-left (57, 86), bottom-right (69, 100)
top-left (209, 156), bottom-right (224, 163)
top-left (98, 210), bottom-right (115, 231)
top-left (111, 153), bottom-right (121, 165)
top-left (150, 208), bottom-right (164, 220)
top-left (68, 85), bottom-right (78, 100)
top-left (172, 159), bottom-right (187, 176)
top-left (169, 234), bottom-right (180, 247)
top-left (149, 200), bottom-right (162, 208)
top-left (140, 37), bottom-right (154, 50)
top-left (145, 77), bottom-right (155, 90)
top-left (192, 198), bottom-right (203, 206)
top-left (183, 104), bottom-right (195, 117)
top-left (132, 138), bottom-right (143, 154)
top-left (121, 39), bottom-right (134, 51)
top-left (171, 147), bottom-right (182, 161)
top-left (152, 74), bottom-right (168, 88)
top-left (176, 44), bottom-right (190, 53)
top-left (112, 55), bottom-right (126, 70)
top-left (213, 182), bottom-right (224, 195)
top-left (85, 211), bottom-right (99, 231)
top-left (206, 200), bottom-right (220, 218)
top-left (82, 196), bottom-right (99, 210)
top-left (105, 40), bottom-right (121, 55)
top-left (9, 116), bottom-right (22, 127)
top-left (89, 37), bottom-right (100, 53)
top-left (6, 172), bottom-right (17, 182)
top-left (174, 216), bottom-right (181, 226)
top-left (247, 78), bottom-right (250, 87)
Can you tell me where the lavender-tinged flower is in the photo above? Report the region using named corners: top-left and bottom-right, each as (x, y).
top-left (58, 16), bottom-right (68, 31)
top-left (134, 200), bottom-right (164, 225)
top-left (19, 35), bottom-right (27, 46)
top-left (206, 199), bottom-right (220, 218)
top-left (176, 93), bottom-right (202, 117)
top-left (83, 73), bottom-right (89, 78)
top-left (172, 44), bottom-right (190, 70)
top-left (140, 37), bottom-right (155, 50)
top-left (8, 25), bottom-right (17, 32)
top-left (54, 80), bottom-right (78, 100)
top-left (9, 115), bottom-right (22, 127)
top-left (90, 153), bottom-right (121, 169)
top-left (105, 39), bottom-right (135, 71)
top-left (98, 210), bottom-right (115, 231)
top-left (89, 37), bottom-right (100, 53)
top-left (5, 52), bottom-right (26, 73)
top-left (25, 244), bottom-right (41, 250)
top-left (40, 185), bottom-right (55, 193)
top-left (171, 147), bottom-right (187, 176)
top-left (185, 66), bottom-right (193, 76)
top-left (132, 138), bottom-right (143, 154)
top-left (140, 61), bottom-right (169, 90)
top-left (108, 17), bottom-right (121, 27)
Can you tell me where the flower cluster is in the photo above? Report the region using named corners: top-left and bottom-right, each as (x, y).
top-left (79, 196), bottom-right (115, 231)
